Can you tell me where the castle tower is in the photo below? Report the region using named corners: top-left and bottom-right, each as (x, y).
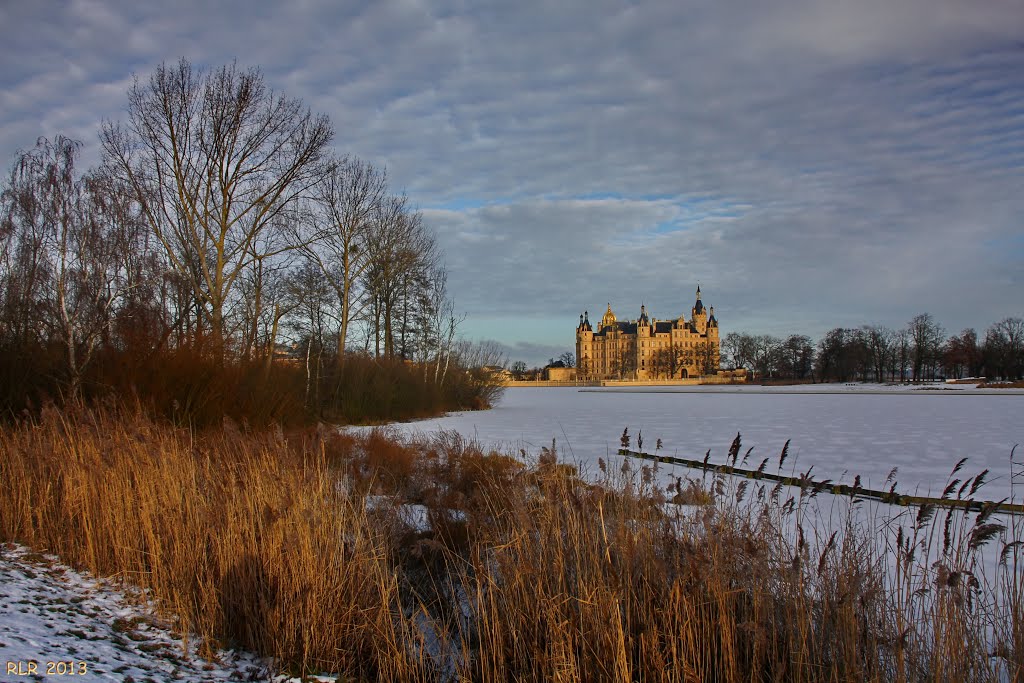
top-left (637, 304), bottom-right (651, 338)
top-left (692, 285), bottom-right (708, 334)
top-left (576, 310), bottom-right (593, 379)
top-left (706, 305), bottom-right (720, 368)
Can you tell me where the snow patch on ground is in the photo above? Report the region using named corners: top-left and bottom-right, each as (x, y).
top-left (0, 544), bottom-right (338, 683)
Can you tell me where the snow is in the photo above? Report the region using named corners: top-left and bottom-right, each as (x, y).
top-left (0, 544), bottom-right (338, 683)
top-left (366, 496), bottom-right (465, 532)
top-left (367, 384), bottom-right (1024, 501)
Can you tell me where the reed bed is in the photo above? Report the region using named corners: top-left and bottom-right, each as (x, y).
top-left (1, 405), bottom-right (1020, 682)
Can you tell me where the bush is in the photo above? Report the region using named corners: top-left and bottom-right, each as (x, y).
top-left (0, 345), bottom-right (504, 428)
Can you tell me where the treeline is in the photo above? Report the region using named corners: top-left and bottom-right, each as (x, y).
top-left (723, 313), bottom-right (1024, 382)
top-left (0, 59), bottom-right (502, 424)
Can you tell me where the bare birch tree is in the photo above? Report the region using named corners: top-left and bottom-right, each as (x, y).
top-left (1, 136), bottom-right (133, 397)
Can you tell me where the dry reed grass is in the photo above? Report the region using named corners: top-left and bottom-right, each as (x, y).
top-left (977, 380), bottom-right (1024, 389)
top-left (1, 406), bottom-right (1020, 682)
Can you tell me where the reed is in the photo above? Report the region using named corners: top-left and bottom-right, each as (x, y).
top-left (1, 406), bottom-right (1020, 681)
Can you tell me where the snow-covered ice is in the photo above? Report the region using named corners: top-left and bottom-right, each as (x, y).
top-left (368, 384), bottom-right (1024, 500)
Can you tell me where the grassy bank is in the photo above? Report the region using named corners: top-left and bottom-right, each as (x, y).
top-left (1, 406), bottom-right (1020, 681)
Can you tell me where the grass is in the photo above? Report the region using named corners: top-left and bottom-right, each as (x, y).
top-left (1, 405), bottom-right (1021, 681)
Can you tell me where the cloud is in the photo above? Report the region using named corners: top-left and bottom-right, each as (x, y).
top-left (1, 0), bottom-right (1022, 368)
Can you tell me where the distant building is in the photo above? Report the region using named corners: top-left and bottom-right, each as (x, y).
top-left (543, 360), bottom-right (577, 382)
top-left (576, 286), bottom-right (720, 380)
top-left (482, 365), bottom-right (513, 382)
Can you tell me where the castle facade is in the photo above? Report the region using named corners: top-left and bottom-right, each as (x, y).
top-left (576, 286), bottom-right (720, 380)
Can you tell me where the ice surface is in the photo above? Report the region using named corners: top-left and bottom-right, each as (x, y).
top-left (365, 385), bottom-right (1024, 501)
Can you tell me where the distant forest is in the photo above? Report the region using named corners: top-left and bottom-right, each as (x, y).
top-left (719, 313), bottom-right (1023, 383)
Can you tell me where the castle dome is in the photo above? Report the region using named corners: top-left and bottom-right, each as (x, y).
top-left (600, 303), bottom-right (617, 330)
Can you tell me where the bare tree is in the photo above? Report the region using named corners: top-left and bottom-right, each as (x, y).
top-left (510, 360), bottom-right (528, 379)
top-left (780, 334), bottom-right (815, 380)
top-left (419, 266), bottom-right (464, 385)
top-left (286, 261), bottom-right (335, 410)
top-left (908, 313), bottom-right (945, 381)
top-left (816, 328), bottom-right (850, 382)
top-left (722, 332), bottom-right (756, 372)
top-left (301, 156), bottom-right (386, 362)
top-left (0, 136), bottom-right (135, 397)
top-left (893, 329), bottom-right (911, 382)
top-left (751, 335), bottom-right (780, 379)
top-left (1, 144), bottom-right (52, 348)
top-left (363, 194), bottom-right (436, 358)
top-left (454, 339), bottom-right (507, 407)
top-left (984, 317), bottom-right (1024, 380)
top-left (697, 340), bottom-right (720, 376)
top-left (101, 59), bottom-right (333, 361)
top-left (861, 325), bottom-right (893, 383)
top-left (942, 328), bottom-right (981, 380)
top-left (88, 168), bottom-right (167, 354)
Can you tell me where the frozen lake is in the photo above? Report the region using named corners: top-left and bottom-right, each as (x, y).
top-left (370, 385), bottom-right (1024, 501)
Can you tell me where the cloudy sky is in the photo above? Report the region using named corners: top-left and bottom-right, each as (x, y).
top-left (2, 0), bottom-right (1022, 366)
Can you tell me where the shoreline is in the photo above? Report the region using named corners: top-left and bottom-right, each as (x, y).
top-left (579, 387), bottom-right (1024, 396)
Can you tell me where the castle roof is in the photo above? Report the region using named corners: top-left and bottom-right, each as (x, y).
top-left (581, 287), bottom-right (715, 340)
top-left (593, 320), bottom-right (638, 337)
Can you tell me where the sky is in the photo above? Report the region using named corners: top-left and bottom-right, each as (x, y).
top-left (1, 0), bottom-right (1023, 367)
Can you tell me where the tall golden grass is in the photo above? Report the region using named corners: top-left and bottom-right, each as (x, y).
top-left (1, 405), bottom-right (1020, 681)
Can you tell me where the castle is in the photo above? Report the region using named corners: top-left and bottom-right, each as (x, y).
top-left (575, 286), bottom-right (720, 380)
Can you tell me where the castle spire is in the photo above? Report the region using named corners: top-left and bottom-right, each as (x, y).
top-left (580, 310), bottom-right (592, 332)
